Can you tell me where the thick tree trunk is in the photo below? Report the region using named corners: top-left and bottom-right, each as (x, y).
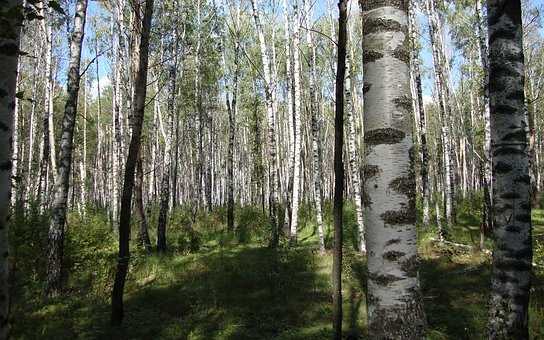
top-left (46, 0), bottom-right (88, 296)
top-left (487, 1), bottom-right (533, 338)
top-left (361, 1), bottom-right (426, 337)
top-left (0, 1), bottom-right (23, 337)
top-left (333, 1), bottom-right (348, 338)
top-left (111, 0), bottom-right (154, 325)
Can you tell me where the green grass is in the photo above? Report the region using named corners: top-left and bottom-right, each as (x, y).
top-left (8, 203), bottom-right (544, 339)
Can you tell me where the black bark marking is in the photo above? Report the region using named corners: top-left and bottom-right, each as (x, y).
top-left (494, 161), bottom-right (512, 174)
top-left (363, 83), bottom-right (371, 94)
top-left (381, 209), bottom-right (416, 225)
top-left (400, 255), bottom-right (418, 277)
top-left (392, 44), bottom-right (410, 64)
top-left (493, 147), bottom-right (526, 157)
top-left (389, 176), bottom-right (414, 197)
top-left (503, 130), bottom-right (526, 142)
top-left (385, 238), bottom-right (401, 246)
top-left (505, 225), bottom-right (521, 233)
top-left (363, 50), bottom-right (384, 64)
top-left (365, 128), bottom-right (405, 145)
top-left (514, 175), bottom-right (530, 184)
top-left (500, 192), bottom-right (520, 199)
top-left (506, 90), bottom-right (525, 101)
top-left (363, 18), bottom-right (403, 35)
top-left (393, 95), bottom-right (412, 112)
top-left (359, 0), bottom-right (407, 11)
top-left (383, 250), bottom-right (405, 261)
top-left (368, 272), bottom-right (403, 286)
top-left (364, 164), bottom-right (381, 179)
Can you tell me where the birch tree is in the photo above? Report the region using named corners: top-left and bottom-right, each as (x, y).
top-left (46, 0), bottom-right (88, 296)
top-left (250, 0), bottom-right (279, 247)
top-left (0, 0), bottom-right (23, 336)
top-left (289, 0), bottom-right (302, 243)
top-left (361, 0), bottom-right (426, 337)
top-left (487, 1), bottom-right (533, 337)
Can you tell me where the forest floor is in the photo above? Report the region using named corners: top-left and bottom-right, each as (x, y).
top-left (9, 204), bottom-right (544, 339)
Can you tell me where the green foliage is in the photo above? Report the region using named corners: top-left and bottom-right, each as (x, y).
top-left (8, 205), bottom-right (544, 339)
top-left (64, 212), bottom-right (117, 296)
top-left (235, 205), bottom-right (269, 244)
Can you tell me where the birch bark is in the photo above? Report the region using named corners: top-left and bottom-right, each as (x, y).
top-left (360, 0), bottom-right (426, 337)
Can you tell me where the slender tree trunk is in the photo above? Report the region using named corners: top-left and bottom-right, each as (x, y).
top-left (345, 51), bottom-right (366, 254)
top-left (11, 63), bottom-right (20, 210)
top-left (283, 0), bottom-right (294, 233)
top-left (408, 0), bottom-right (430, 226)
top-left (135, 153), bottom-right (151, 252)
top-left (111, 0), bottom-right (154, 325)
top-left (426, 0), bottom-right (454, 232)
top-left (250, 0), bottom-right (279, 247)
top-left (361, 1), bottom-right (426, 337)
top-left (157, 60), bottom-right (176, 253)
top-left (476, 0), bottom-right (493, 234)
top-left (0, 1), bottom-right (23, 337)
top-left (307, 6), bottom-right (325, 253)
top-left (46, 0), bottom-right (88, 296)
top-left (487, 1), bottom-right (533, 338)
top-left (226, 37), bottom-right (239, 232)
top-left (290, 2), bottom-right (302, 243)
top-left (333, 1), bottom-right (348, 338)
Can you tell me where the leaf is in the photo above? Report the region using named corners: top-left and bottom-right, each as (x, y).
top-left (48, 0), bottom-right (66, 15)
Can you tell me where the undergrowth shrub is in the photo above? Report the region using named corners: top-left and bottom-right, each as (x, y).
top-left (236, 205), bottom-right (268, 243)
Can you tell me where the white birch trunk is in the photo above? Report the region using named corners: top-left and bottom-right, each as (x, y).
top-left (361, 2), bottom-right (426, 336)
top-left (0, 1), bottom-right (23, 336)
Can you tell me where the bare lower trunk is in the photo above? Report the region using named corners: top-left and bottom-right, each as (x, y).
top-left (135, 154), bottom-right (151, 252)
top-left (333, 2), bottom-right (347, 338)
top-left (111, 0), bottom-right (154, 325)
top-left (345, 52), bottom-right (365, 254)
top-left (250, 0), bottom-right (279, 247)
top-left (361, 1), bottom-right (426, 337)
top-left (290, 3), bottom-right (302, 243)
top-left (0, 1), bottom-right (23, 336)
top-left (487, 1), bottom-right (533, 338)
top-left (46, 0), bottom-right (88, 296)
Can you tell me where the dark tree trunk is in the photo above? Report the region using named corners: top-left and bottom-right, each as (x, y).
top-left (332, 1), bottom-right (348, 338)
top-left (0, 0), bottom-right (24, 336)
top-left (111, 0), bottom-right (154, 325)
